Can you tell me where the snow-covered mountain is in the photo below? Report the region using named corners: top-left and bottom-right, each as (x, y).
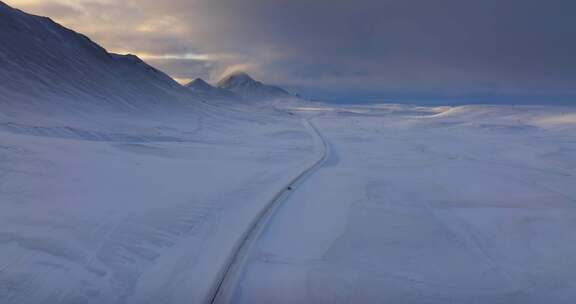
top-left (0, 0), bottom-right (299, 115)
top-left (0, 1), bottom-right (193, 115)
top-left (186, 78), bottom-right (215, 92)
top-left (185, 78), bottom-right (238, 101)
top-left (216, 72), bottom-right (293, 101)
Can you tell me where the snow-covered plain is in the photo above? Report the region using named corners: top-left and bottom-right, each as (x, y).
top-left (2, 95), bottom-right (576, 304)
top-left (218, 104), bottom-right (576, 304)
top-left (0, 102), bottom-right (324, 304)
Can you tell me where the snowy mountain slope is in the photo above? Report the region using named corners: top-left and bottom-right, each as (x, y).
top-left (185, 78), bottom-right (238, 101)
top-left (216, 71), bottom-right (294, 101)
top-left (0, 1), bottom-right (194, 115)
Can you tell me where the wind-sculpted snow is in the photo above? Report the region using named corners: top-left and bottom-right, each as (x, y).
top-left (0, 122), bottom-right (188, 143)
top-left (0, 100), bottom-right (319, 304)
top-left (222, 104), bottom-right (576, 304)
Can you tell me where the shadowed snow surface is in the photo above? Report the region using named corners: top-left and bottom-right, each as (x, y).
top-left (221, 104), bottom-right (576, 304)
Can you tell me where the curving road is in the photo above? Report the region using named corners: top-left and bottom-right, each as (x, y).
top-left (208, 118), bottom-right (329, 304)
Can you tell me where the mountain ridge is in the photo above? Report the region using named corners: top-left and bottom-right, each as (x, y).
top-left (185, 77), bottom-right (238, 101)
top-left (0, 0), bottom-right (194, 114)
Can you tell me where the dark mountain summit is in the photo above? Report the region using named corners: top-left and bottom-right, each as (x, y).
top-left (186, 78), bottom-right (215, 92)
top-left (216, 72), bottom-right (293, 101)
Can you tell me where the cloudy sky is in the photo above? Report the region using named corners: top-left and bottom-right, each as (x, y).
top-left (6, 0), bottom-right (576, 104)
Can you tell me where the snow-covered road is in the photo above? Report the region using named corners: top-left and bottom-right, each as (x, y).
top-left (219, 105), bottom-right (576, 304)
top-left (210, 118), bottom-right (329, 304)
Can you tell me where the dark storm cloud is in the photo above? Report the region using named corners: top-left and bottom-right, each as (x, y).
top-left (7, 0), bottom-right (576, 103)
top-left (178, 0), bottom-right (576, 93)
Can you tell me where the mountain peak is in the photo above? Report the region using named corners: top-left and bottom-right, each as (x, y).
top-left (184, 77), bottom-right (239, 101)
top-left (186, 78), bottom-right (214, 91)
top-left (217, 71), bottom-right (258, 88)
top-left (216, 71), bottom-right (292, 101)
top-left (227, 71), bottom-right (251, 78)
